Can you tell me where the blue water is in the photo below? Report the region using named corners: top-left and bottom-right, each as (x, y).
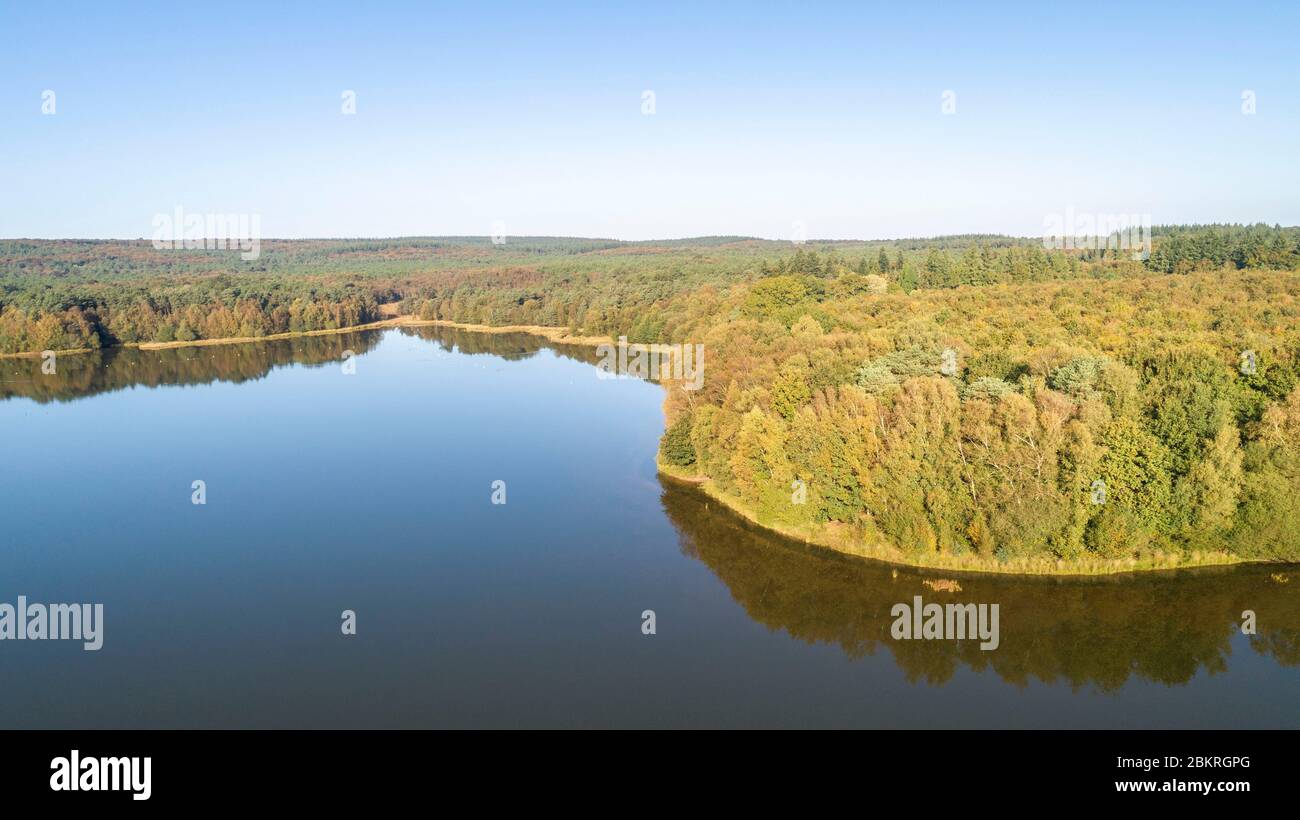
top-left (0, 327), bottom-right (1295, 727)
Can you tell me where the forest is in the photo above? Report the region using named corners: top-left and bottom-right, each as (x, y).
top-left (3, 224), bottom-right (1299, 570)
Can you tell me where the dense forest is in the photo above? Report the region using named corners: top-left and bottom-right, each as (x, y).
top-left (4, 225), bottom-right (1297, 354)
top-left (4, 225), bottom-right (1299, 569)
top-left (654, 266), bottom-right (1300, 570)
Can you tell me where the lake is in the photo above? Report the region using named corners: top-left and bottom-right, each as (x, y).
top-left (0, 326), bottom-right (1296, 728)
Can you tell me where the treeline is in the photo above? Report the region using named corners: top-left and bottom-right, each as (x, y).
top-left (757, 243), bottom-right (1091, 290)
top-left (1147, 224), bottom-right (1300, 273)
top-left (3, 226), bottom-right (1296, 355)
top-left (0, 275), bottom-right (384, 353)
top-left (393, 225), bottom-right (1300, 339)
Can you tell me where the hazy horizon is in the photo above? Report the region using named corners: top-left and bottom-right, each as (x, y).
top-left (6, 224), bottom-right (1297, 245)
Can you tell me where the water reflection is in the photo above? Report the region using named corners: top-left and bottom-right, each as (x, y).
top-left (0, 332), bottom-right (384, 404)
top-left (0, 325), bottom-right (599, 404)
top-left (398, 324), bottom-right (601, 365)
top-left (659, 477), bottom-right (1299, 690)
top-left (6, 326), bottom-right (1296, 697)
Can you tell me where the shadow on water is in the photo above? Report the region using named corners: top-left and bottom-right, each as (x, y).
top-left (7, 325), bottom-right (1297, 696)
top-left (0, 326), bottom-right (613, 405)
top-left (397, 324), bottom-right (603, 365)
top-left (658, 480), bottom-right (1299, 690)
top-left (0, 325), bottom-right (602, 405)
top-left (0, 331), bottom-right (386, 404)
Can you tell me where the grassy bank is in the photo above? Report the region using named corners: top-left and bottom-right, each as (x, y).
top-left (401, 319), bottom-right (612, 348)
top-left (655, 458), bottom-right (1248, 577)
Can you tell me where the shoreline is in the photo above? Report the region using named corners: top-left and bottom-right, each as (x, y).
top-left (0, 316), bottom-right (612, 360)
top-left (655, 460), bottom-right (1255, 578)
top-left (7, 317), bottom-right (1275, 577)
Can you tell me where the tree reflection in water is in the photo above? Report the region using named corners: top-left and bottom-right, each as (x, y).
top-left (9, 326), bottom-right (1295, 695)
top-left (659, 478), bottom-right (1299, 690)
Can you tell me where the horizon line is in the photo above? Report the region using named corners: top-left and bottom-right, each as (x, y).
top-left (3, 222), bottom-right (1295, 247)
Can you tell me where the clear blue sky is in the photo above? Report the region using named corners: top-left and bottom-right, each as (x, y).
top-left (1, 1), bottom-right (1297, 240)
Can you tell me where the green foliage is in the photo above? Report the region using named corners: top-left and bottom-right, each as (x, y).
top-left (854, 361), bottom-right (899, 394)
top-left (1098, 416), bottom-right (1174, 533)
top-left (1048, 356), bottom-right (1109, 397)
top-left (770, 355), bottom-right (812, 419)
top-left (1146, 224), bottom-right (1300, 273)
top-left (962, 377), bottom-right (1013, 400)
top-left (661, 412), bottom-right (697, 467)
top-left (1141, 349), bottom-right (1235, 476)
top-left (743, 276), bottom-right (809, 316)
top-left (964, 351), bottom-right (1028, 383)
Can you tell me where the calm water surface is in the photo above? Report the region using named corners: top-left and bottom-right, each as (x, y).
top-left (0, 327), bottom-right (1296, 727)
